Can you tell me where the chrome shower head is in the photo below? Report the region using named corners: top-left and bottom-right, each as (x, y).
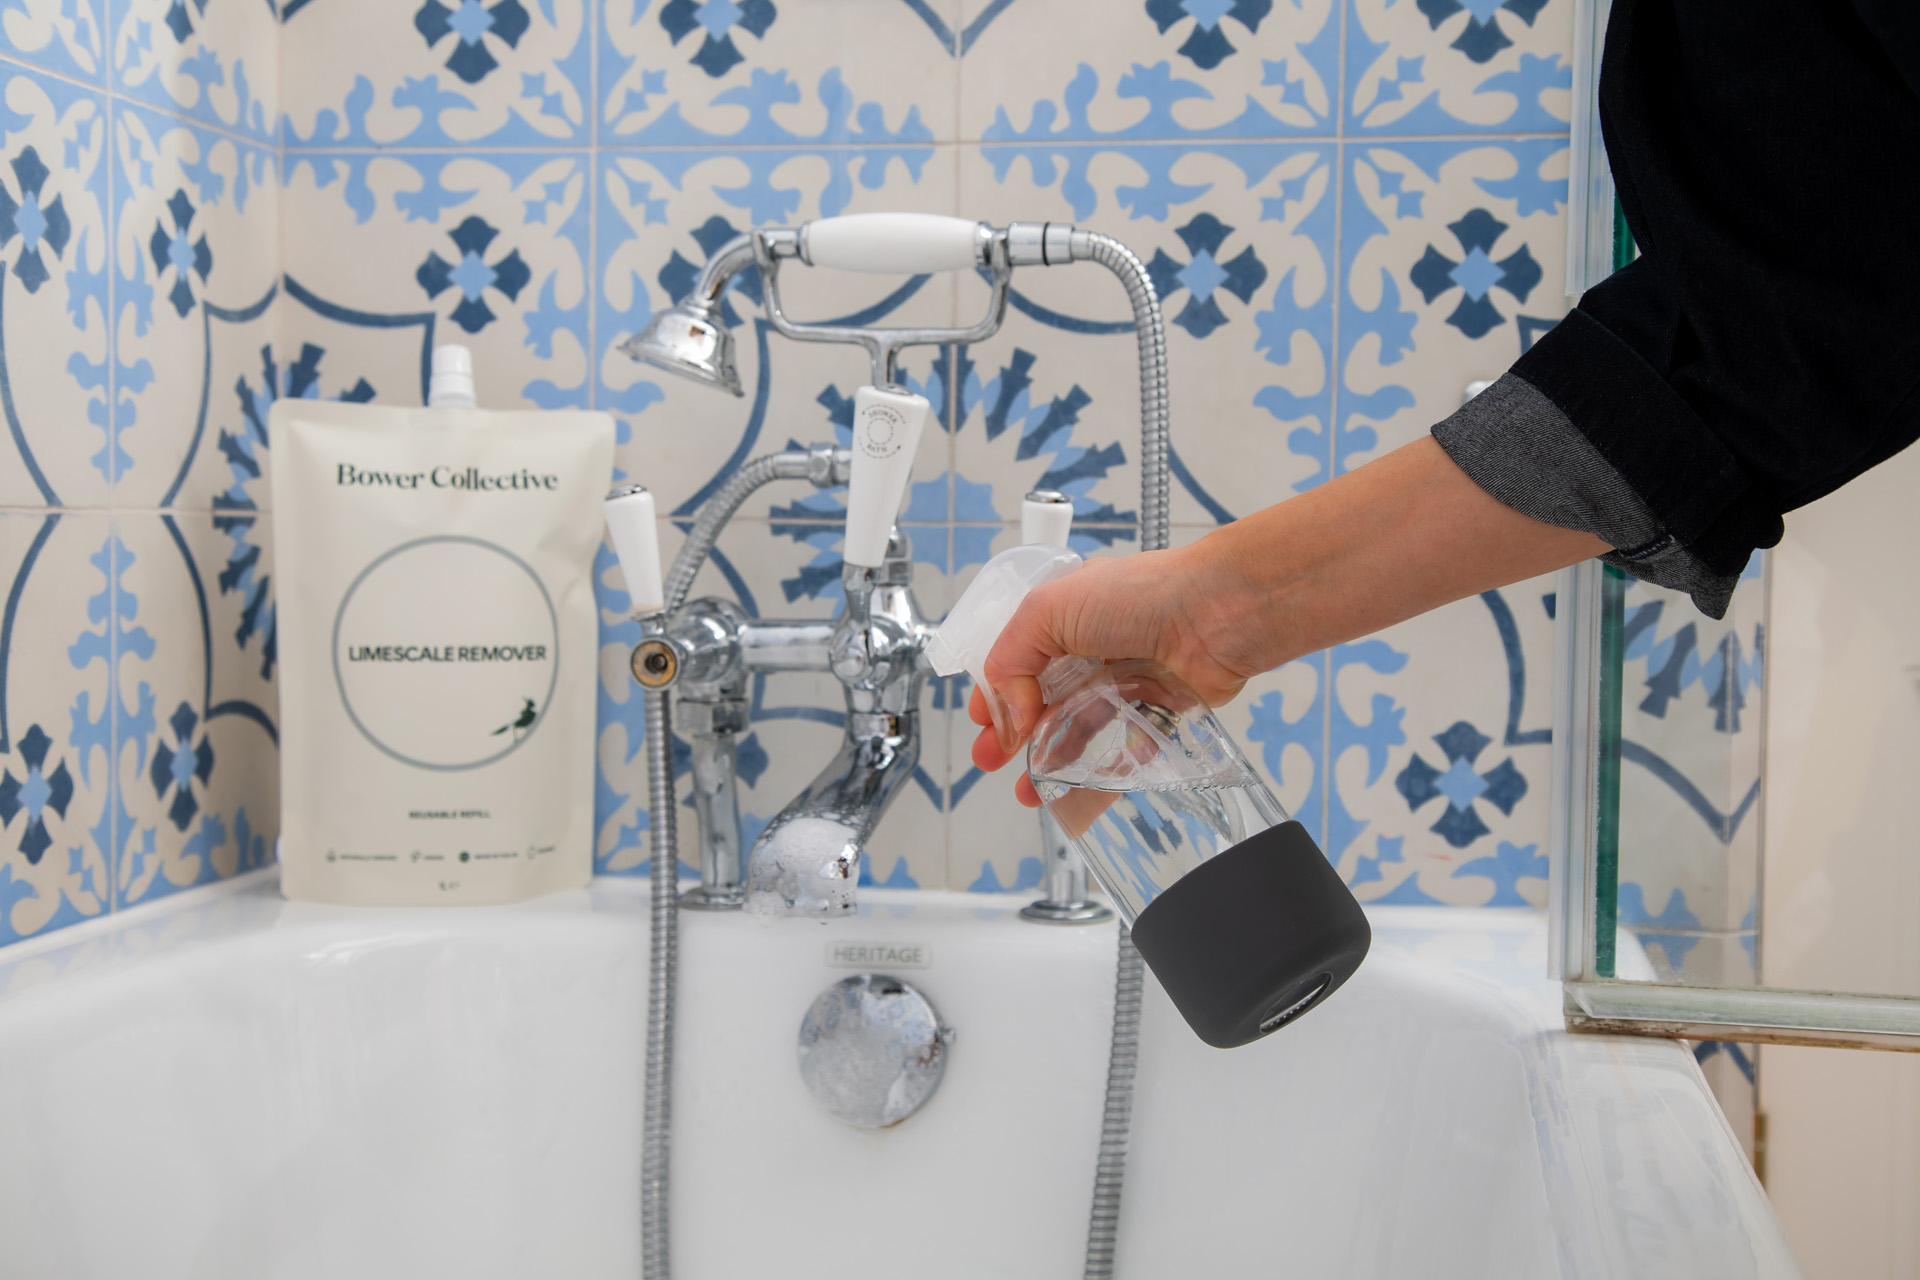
top-left (620, 300), bottom-right (743, 397)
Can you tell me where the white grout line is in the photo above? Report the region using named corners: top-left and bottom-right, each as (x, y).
top-left (1326, 0), bottom-right (1349, 852)
top-left (0, 50), bottom-right (277, 152)
top-left (279, 131), bottom-right (1571, 154)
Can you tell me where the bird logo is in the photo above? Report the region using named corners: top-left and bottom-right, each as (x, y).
top-left (493, 697), bottom-right (538, 741)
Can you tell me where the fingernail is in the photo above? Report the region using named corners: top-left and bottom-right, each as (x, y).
top-left (986, 687), bottom-right (1023, 756)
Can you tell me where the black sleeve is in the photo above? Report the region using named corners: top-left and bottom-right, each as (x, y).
top-left (1433, 0), bottom-right (1920, 618)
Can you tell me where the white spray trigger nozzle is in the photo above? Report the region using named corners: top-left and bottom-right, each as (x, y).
top-left (928, 543), bottom-right (1085, 745)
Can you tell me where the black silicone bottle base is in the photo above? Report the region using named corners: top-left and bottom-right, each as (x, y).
top-left (1129, 820), bottom-right (1371, 1049)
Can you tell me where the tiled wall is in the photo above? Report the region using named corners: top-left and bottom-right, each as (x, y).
top-left (1, 0), bottom-right (1593, 945)
top-left (0, 0), bottom-right (281, 945)
top-left (1614, 568), bottom-right (1767, 990)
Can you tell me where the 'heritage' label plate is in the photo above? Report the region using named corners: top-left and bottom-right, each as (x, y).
top-left (824, 940), bottom-right (931, 970)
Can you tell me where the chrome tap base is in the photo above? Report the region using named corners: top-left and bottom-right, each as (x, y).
top-left (678, 885), bottom-right (748, 911)
top-left (1019, 899), bottom-right (1115, 925)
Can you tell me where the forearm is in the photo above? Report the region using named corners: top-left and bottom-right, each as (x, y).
top-left (1186, 436), bottom-right (1607, 674)
top-left (973, 435), bottom-right (1610, 792)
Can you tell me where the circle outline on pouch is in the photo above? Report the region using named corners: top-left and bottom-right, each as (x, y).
top-left (331, 535), bottom-right (560, 772)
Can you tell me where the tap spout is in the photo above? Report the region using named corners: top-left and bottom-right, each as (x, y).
top-left (745, 711), bottom-right (919, 916)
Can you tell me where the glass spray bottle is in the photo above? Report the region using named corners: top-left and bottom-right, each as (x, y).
top-left (929, 548), bottom-right (1371, 1048)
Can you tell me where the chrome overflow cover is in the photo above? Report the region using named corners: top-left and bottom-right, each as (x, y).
top-left (797, 974), bottom-right (953, 1129)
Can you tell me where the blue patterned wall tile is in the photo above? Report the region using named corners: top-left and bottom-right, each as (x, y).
top-left (1345, 0), bottom-right (1571, 134)
top-left (111, 512), bottom-right (275, 909)
top-left (281, 0), bottom-right (590, 147)
top-left (0, 63), bottom-right (112, 509)
top-left (1325, 586), bottom-right (1554, 906)
top-left (1337, 138), bottom-right (1567, 477)
top-left (945, 314), bottom-right (1147, 545)
top-left (1230, 649), bottom-right (1329, 844)
top-left (957, 141), bottom-right (1333, 529)
top-left (595, 147), bottom-right (959, 514)
top-left (600, 0), bottom-right (958, 145)
top-left (109, 0), bottom-right (276, 143)
top-left (963, 0), bottom-right (1339, 143)
top-left (109, 101), bottom-right (278, 506)
top-left (0, 512), bottom-right (114, 944)
top-left (2, 0), bottom-right (108, 85)
top-left (280, 149), bottom-right (589, 414)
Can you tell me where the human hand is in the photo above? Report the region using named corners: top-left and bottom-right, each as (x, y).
top-left (965, 545), bottom-right (1263, 806)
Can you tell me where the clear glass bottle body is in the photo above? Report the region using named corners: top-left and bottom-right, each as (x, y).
top-left (1027, 660), bottom-right (1289, 923)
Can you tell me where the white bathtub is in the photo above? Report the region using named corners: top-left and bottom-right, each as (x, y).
top-left (0, 871), bottom-right (1798, 1279)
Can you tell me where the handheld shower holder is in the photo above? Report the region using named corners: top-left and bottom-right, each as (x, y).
top-left (621, 215), bottom-right (1105, 397)
top-left (752, 224), bottom-right (1014, 387)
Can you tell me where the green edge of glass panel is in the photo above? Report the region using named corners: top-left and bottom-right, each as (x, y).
top-left (1595, 563), bottom-right (1628, 979)
top-left (1611, 195), bottom-right (1637, 273)
top-left (1592, 189), bottom-right (1634, 980)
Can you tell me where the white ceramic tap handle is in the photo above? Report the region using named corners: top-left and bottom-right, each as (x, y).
top-left (604, 484), bottom-right (666, 616)
top-left (844, 385), bottom-right (930, 569)
top-left (802, 213), bottom-right (985, 274)
top-left (1021, 490), bottom-right (1074, 548)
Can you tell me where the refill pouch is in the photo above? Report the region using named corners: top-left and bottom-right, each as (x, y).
top-left (268, 399), bottom-right (615, 905)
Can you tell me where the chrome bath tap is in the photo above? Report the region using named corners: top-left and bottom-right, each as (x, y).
top-left (622, 516), bottom-right (936, 916)
top-left (607, 212), bottom-right (1166, 919)
top-left (608, 214), bottom-right (996, 916)
top-left (747, 527), bottom-right (933, 914)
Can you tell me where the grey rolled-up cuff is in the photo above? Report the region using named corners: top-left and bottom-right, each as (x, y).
top-left (1431, 372), bottom-right (1739, 619)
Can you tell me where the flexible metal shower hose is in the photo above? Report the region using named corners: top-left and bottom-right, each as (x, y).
top-left (640, 447), bottom-right (828, 1280)
top-left (1079, 231), bottom-right (1171, 1280)
top-left (1082, 232), bottom-right (1172, 557)
top-left (639, 688), bottom-right (676, 1280)
top-left (663, 451), bottom-right (816, 613)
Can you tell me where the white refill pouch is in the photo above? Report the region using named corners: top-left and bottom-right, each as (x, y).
top-left (268, 390), bottom-right (615, 905)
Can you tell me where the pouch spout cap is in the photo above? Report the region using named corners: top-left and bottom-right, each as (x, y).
top-left (429, 343), bottom-right (477, 408)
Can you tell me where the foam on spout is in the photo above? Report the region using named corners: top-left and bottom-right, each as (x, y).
top-left (746, 816), bottom-right (861, 917)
